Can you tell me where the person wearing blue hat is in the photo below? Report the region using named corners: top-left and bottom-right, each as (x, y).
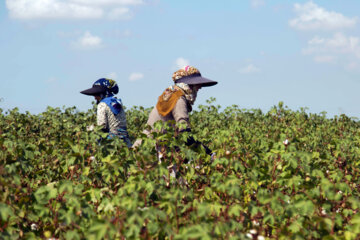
top-left (81, 78), bottom-right (132, 147)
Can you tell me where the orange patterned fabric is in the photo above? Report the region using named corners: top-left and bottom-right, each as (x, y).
top-left (156, 87), bottom-right (185, 117)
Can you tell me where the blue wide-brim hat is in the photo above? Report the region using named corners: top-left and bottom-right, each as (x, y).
top-left (80, 78), bottom-right (119, 96)
top-left (80, 85), bottom-right (107, 96)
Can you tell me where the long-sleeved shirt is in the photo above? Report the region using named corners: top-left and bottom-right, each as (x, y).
top-left (146, 96), bottom-right (190, 128)
top-left (97, 101), bottom-right (127, 136)
top-left (132, 96), bottom-right (190, 148)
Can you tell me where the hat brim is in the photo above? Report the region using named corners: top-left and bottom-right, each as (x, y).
top-left (80, 85), bottom-right (106, 96)
top-left (175, 74), bottom-right (218, 87)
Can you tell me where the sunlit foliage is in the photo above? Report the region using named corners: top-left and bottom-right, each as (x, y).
top-left (1, 99), bottom-right (360, 239)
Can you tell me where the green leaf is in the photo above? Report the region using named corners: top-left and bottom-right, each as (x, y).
top-left (0, 203), bottom-right (14, 221)
top-left (288, 220), bottom-right (302, 233)
top-left (228, 204), bottom-right (242, 217)
top-left (263, 212), bottom-right (275, 225)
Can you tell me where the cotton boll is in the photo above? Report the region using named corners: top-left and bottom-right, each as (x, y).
top-left (86, 125), bottom-right (95, 131)
top-left (321, 208), bottom-right (327, 215)
top-left (31, 223), bottom-right (38, 231)
top-left (249, 229), bottom-right (257, 234)
top-left (252, 220), bottom-right (259, 226)
top-left (246, 233), bottom-right (253, 239)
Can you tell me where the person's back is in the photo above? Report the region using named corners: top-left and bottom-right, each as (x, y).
top-left (97, 98), bottom-right (127, 137)
top-left (146, 95), bottom-right (190, 129)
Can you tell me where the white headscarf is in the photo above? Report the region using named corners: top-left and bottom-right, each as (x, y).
top-left (175, 83), bottom-right (197, 105)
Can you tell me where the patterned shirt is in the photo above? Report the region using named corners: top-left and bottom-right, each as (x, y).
top-left (97, 102), bottom-right (127, 136)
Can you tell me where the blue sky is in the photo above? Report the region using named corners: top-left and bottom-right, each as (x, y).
top-left (1, 0), bottom-right (360, 117)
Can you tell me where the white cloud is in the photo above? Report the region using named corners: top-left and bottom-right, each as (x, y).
top-left (345, 62), bottom-right (359, 71)
top-left (107, 72), bottom-right (118, 79)
top-left (313, 55), bottom-right (336, 63)
top-left (107, 7), bottom-right (132, 20)
top-left (6, 0), bottom-right (143, 20)
top-left (129, 72), bottom-right (144, 81)
top-left (303, 33), bottom-right (360, 58)
top-left (6, 0), bottom-right (103, 19)
top-left (289, 1), bottom-right (357, 31)
top-left (239, 64), bottom-right (260, 74)
top-left (302, 33), bottom-right (360, 69)
top-left (175, 57), bottom-right (190, 69)
top-left (308, 36), bottom-right (324, 45)
top-left (74, 31), bottom-right (102, 49)
top-left (251, 0), bottom-right (265, 8)
top-left (70, 0), bottom-right (143, 6)
top-left (290, 2), bottom-right (360, 70)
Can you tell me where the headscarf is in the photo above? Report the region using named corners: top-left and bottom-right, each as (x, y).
top-left (93, 78), bottom-right (119, 99)
top-left (156, 83), bottom-right (197, 117)
top-left (89, 78), bottom-right (119, 103)
top-left (175, 83), bottom-right (197, 105)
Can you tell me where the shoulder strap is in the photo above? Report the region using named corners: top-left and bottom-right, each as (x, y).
top-left (100, 97), bottom-right (123, 115)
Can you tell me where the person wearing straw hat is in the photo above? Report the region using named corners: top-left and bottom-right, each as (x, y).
top-left (132, 66), bottom-right (217, 159)
top-left (80, 78), bottom-right (132, 147)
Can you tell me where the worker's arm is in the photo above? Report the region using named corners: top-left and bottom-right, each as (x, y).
top-left (172, 97), bottom-right (212, 156)
top-left (97, 102), bottom-right (109, 132)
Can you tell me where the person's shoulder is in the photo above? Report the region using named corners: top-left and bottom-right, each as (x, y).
top-left (97, 101), bottom-right (108, 108)
top-left (174, 96), bottom-right (189, 112)
top-left (177, 95), bottom-right (188, 104)
top-left (97, 102), bottom-right (111, 113)
top-left (98, 101), bottom-right (107, 106)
